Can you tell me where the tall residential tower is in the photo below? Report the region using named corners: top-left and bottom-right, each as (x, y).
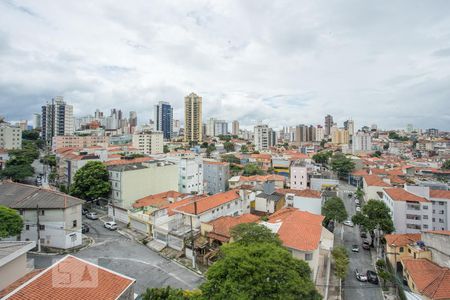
top-left (184, 93), bottom-right (203, 143)
top-left (41, 96), bottom-right (74, 146)
top-left (154, 101), bottom-right (173, 140)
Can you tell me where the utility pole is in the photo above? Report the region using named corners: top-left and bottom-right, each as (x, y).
top-left (36, 204), bottom-right (41, 252)
top-left (190, 200), bottom-right (198, 269)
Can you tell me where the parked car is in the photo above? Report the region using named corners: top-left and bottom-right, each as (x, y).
top-left (104, 221), bottom-right (118, 231)
top-left (360, 232), bottom-right (367, 239)
top-left (81, 224), bottom-right (89, 234)
top-left (352, 245), bottom-right (359, 252)
top-left (348, 193), bottom-right (353, 197)
top-left (85, 212), bottom-right (98, 220)
top-left (355, 199), bottom-right (360, 205)
top-left (343, 220), bottom-right (354, 227)
top-left (82, 208), bottom-right (89, 215)
top-left (362, 241), bottom-right (371, 250)
top-left (356, 206), bottom-right (361, 212)
top-left (355, 269), bottom-right (367, 282)
top-left (366, 270), bottom-right (379, 284)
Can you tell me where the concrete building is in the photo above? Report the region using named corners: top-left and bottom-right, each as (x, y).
top-left (178, 157), bottom-right (204, 195)
top-left (108, 160), bottom-right (178, 210)
top-left (382, 188), bottom-right (432, 233)
top-left (315, 125), bottom-right (324, 142)
top-left (331, 128), bottom-right (349, 145)
top-left (290, 160), bottom-right (308, 190)
top-left (344, 119), bottom-right (354, 136)
top-left (352, 131), bottom-right (372, 153)
top-left (0, 182), bottom-right (84, 249)
top-left (32, 113), bottom-right (41, 129)
top-left (232, 120), bottom-right (239, 136)
top-left (206, 118), bottom-right (216, 137)
top-left (279, 188), bottom-right (323, 215)
top-left (41, 96), bottom-right (74, 146)
top-left (154, 101), bottom-right (173, 140)
top-left (324, 114), bottom-right (333, 136)
top-left (214, 120), bottom-right (228, 136)
top-left (184, 92), bottom-right (203, 143)
top-left (362, 175), bottom-right (392, 201)
top-left (132, 130), bottom-right (164, 155)
top-left (422, 231), bottom-right (450, 268)
top-left (203, 160), bottom-right (230, 195)
top-left (51, 135), bottom-right (109, 152)
top-left (0, 123), bottom-right (22, 150)
top-left (254, 124), bottom-right (270, 151)
top-left (173, 119), bottom-right (181, 137)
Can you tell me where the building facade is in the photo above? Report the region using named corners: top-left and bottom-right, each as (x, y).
top-left (178, 157), bottom-right (204, 194)
top-left (132, 130), bottom-right (164, 155)
top-left (232, 120), bottom-right (239, 136)
top-left (324, 114), bottom-right (333, 136)
top-left (352, 131), bottom-right (372, 153)
top-left (0, 123), bottom-right (22, 150)
top-left (41, 96), bottom-right (74, 146)
top-left (184, 93), bottom-right (203, 143)
top-left (214, 120), bottom-right (228, 136)
top-left (203, 160), bottom-right (230, 195)
top-left (254, 124), bottom-right (270, 151)
top-left (154, 101), bottom-right (173, 140)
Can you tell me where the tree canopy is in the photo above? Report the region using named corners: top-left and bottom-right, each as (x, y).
top-left (221, 154), bottom-right (240, 164)
top-left (330, 153), bottom-right (355, 178)
top-left (322, 197), bottom-right (348, 223)
top-left (70, 161), bottom-right (111, 201)
top-left (141, 286), bottom-right (201, 300)
top-left (223, 141), bottom-right (235, 153)
top-left (0, 205), bottom-right (23, 238)
top-left (242, 163), bottom-right (265, 176)
top-left (0, 140), bottom-right (38, 182)
top-left (351, 199), bottom-right (394, 234)
top-left (230, 223), bottom-right (282, 246)
top-left (240, 144), bottom-right (249, 153)
top-left (332, 246), bottom-right (349, 280)
top-left (312, 151), bottom-right (332, 164)
top-left (442, 160), bottom-right (450, 170)
top-left (22, 130), bottom-right (40, 140)
top-left (206, 144), bottom-right (216, 158)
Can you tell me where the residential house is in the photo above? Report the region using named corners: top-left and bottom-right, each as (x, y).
top-left (1, 255), bottom-right (135, 300)
top-left (178, 157), bottom-right (204, 195)
top-left (228, 174), bottom-right (285, 190)
top-left (201, 214), bottom-right (259, 245)
top-left (384, 233), bottom-right (422, 270)
top-left (203, 160), bottom-right (230, 195)
top-left (278, 188), bottom-right (322, 215)
top-left (260, 208), bottom-right (334, 281)
top-left (290, 160), bottom-right (308, 190)
top-left (382, 188), bottom-right (432, 233)
top-left (0, 182), bottom-right (84, 249)
top-left (254, 189), bottom-right (285, 214)
top-left (363, 175), bottom-right (392, 201)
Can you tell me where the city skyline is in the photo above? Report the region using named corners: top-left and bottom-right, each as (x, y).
top-left (1, 1), bottom-right (450, 130)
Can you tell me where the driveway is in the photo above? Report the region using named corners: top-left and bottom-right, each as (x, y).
top-left (337, 186), bottom-right (382, 300)
top-left (29, 214), bottom-right (204, 295)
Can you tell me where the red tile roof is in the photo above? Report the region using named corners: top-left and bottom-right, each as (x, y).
top-left (402, 258), bottom-right (450, 300)
top-left (384, 188), bottom-right (429, 203)
top-left (4, 255), bottom-right (135, 300)
top-left (385, 233), bottom-right (421, 247)
top-left (204, 160), bottom-right (229, 166)
top-left (174, 190), bottom-right (240, 215)
top-left (363, 175), bottom-right (391, 187)
top-left (277, 188), bottom-right (321, 199)
top-left (105, 157), bottom-right (153, 166)
top-left (0, 270), bottom-right (43, 298)
top-left (206, 214), bottom-right (260, 239)
top-left (264, 207), bottom-right (324, 251)
top-left (352, 169), bottom-right (369, 176)
top-left (132, 190), bottom-right (184, 208)
top-left (240, 174), bottom-right (285, 182)
top-left (430, 190), bottom-right (450, 200)
top-left (426, 230), bottom-right (450, 236)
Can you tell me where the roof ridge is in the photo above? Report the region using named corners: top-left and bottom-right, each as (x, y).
top-left (422, 267), bottom-right (447, 297)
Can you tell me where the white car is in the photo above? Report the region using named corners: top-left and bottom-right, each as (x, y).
top-left (343, 220), bottom-right (354, 227)
top-left (356, 206), bottom-right (361, 212)
top-left (355, 269), bottom-right (367, 282)
top-left (85, 212), bottom-right (98, 220)
top-left (104, 221), bottom-right (118, 231)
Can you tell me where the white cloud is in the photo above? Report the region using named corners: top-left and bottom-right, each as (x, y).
top-left (1, 0), bottom-right (450, 130)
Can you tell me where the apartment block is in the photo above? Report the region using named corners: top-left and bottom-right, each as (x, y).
top-left (178, 157), bottom-right (204, 195)
top-left (352, 131), bottom-right (372, 153)
top-left (41, 96), bottom-right (74, 145)
top-left (51, 135), bottom-right (109, 152)
top-left (331, 128), bottom-right (349, 145)
top-left (0, 123), bottom-right (22, 150)
top-left (232, 120), bottom-right (239, 136)
top-left (132, 130), bottom-right (164, 155)
top-left (203, 159), bottom-right (230, 195)
top-left (184, 92), bottom-right (203, 143)
top-left (254, 124), bottom-right (272, 151)
top-left (154, 101), bottom-right (173, 140)
top-left (290, 160), bottom-right (308, 190)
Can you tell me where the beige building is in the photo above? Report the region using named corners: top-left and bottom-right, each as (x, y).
top-left (108, 160), bottom-right (178, 210)
top-left (0, 124), bottom-right (22, 150)
top-left (331, 128), bottom-right (349, 145)
top-left (51, 135), bottom-right (109, 151)
top-left (232, 120), bottom-right (239, 136)
top-left (184, 92), bottom-right (203, 143)
top-left (132, 130), bottom-right (164, 155)
top-left (0, 241), bottom-right (36, 292)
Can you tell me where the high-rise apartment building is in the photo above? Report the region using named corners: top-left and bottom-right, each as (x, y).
top-left (33, 113), bottom-right (41, 129)
top-left (254, 124), bottom-right (271, 151)
top-left (315, 125), bottom-right (324, 142)
top-left (215, 120), bottom-right (228, 136)
top-left (206, 118), bottom-right (216, 137)
top-left (184, 93), bottom-right (203, 143)
top-left (154, 101), bottom-right (173, 140)
top-left (0, 123), bottom-right (22, 150)
top-left (132, 130), bottom-right (164, 155)
top-left (331, 128), bottom-right (349, 145)
top-left (344, 119), bottom-right (354, 136)
top-left (41, 96), bottom-right (74, 145)
top-left (232, 120), bottom-right (239, 136)
top-left (129, 111), bottom-right (137, 128)
top-left (324, 114), bottom-right (333, 136)
top-left (352, 131), bottom-right (372, 153)
top-left (295, 125), bottom-right (315, 143)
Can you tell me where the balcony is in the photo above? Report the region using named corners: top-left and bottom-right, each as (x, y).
top-left (406, 204), bottom-right (421, 211)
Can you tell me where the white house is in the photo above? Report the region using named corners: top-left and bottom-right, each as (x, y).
top-left (363, 175), bottom-right (392, 201)
top-left (278, 188), bottom-right (323, 215)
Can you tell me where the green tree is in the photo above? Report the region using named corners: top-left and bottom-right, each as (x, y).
top-left (223, 141), bottom-right (235, 153)
top-left (352, 200), bottom-right (394, 248)
top-left (322, 197), bottom-right (348, 224)
top-left (206, 144), bottom-right (216, 158)
top-left (442, 160), bottom-right (450, 170)
top-left (200, 142), bottom-right (209, 148)
top-left (201, 242), bottom-right (321, 300)
top-left (0, 205), bottom-right (23, 238)
top-left (330, 153), bottom-right (355, 178)
top-left (312, 151), bottom-right (332, 164)
top-left (221, 154), bottom-right (240, 164)
top-left (40, 154), bottom-right (57, 167)
top-left (230, 223), bottom-right (282, 246)
top-left (141, 286), bottom-right (201, 300)
top-left (376, 259), bottom-right (391, 290)
top-left (163, 145), bottom-right (170, 153)
top-left (242, 163), bottom-right (265, 176)
top-left (217, 135), bottom-right (232, 142)
top-left (240, 144), bottom-right (249, 153)
top-left (371, 150), bottom-right (382, 158)
top-left (332, 246), bottom-right (349, 280)
top-left (355, 187), bottom-right (364, 201)
top-left (70, 161), bottom-right (111, 201)
top-left (0, 164), bottom-right (34, 182)
top-left (22, 130), bottom-right (40, 140)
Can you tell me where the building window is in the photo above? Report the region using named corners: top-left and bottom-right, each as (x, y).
top-left (39, 225), bottom-right (45, 230)
top-left (408, 248), bottom-right (411, 253)
top-left (305, 253), bottom-right (313, 261)
top-left (399, 247), bottom-right (404, 253)
top-left (422, 205), bottom-right (428, 210)
top-left (40, 210), bottom-right (45, 216)
top-left (227, 204), bottom-right (231, 209)
top-left (423, 215), bottom-right (428, 220)
top-left (73, 220), bottom-right (77, 227)
top-left (423, 224), bottom-right (428, 229)
top-left (25, 225), bottom-right (30, 230)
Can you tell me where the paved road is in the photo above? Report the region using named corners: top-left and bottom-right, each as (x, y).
top-left (30, 215), bottom-right (204, 295)
top-left (337, 184), bottom-right (382, 300)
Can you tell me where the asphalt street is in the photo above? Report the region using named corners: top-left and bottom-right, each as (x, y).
top-left (29, 215), bottom-right (204, 295)
top-left (337, 183), bottom-right (382, 300)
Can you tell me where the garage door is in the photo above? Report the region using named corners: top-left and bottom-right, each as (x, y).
top-left (130, 219), bottom-right (149, 234)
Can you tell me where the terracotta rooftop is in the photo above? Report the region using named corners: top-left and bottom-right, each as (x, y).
top-left (277, 188), bottom-right (321, 199)
top-left (206, 214), bottom-right (260, 239)
top-left (132, 190), bottom-right (184, 209)
top-left (384, 188), bottom-right (429, 203)
top-left (385, 233), bottom-right (421, 247)
top-left (105, 157), bottom-right (153, 166)
top-left (174, 190), bottom-right (240, 215)
top-left (240, 174), bottom-right (285, 182)
top-left (352, 169), bottom-right (369, 176)
top-left (363, 175), bottom-right (392, 187)
top-left (0, 270), bottom-right (43, 298)
top-left (402, 258), bottom-right (450, 300)
top-left (3, 255), bottom-right (135, 300)
top-left (430, 190), bottom-right (450, 200)
top-left (426, 230), bottom-right (450, 236)
top-left (263, 207), bottom-right (324, 251)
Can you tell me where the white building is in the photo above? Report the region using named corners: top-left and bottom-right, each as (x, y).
top-left (290, 160), bottom-right (308, 190)
top-left (0, 182), bottom-right (84, 249)
top-left (41, 96), bottom-right (74, 145)
top-left (352, 131), bottom-right (372, 153)
top-left (315, 125), bottom-right (324, 142)
top-left (33, 113), bottom-right (41, 129)
top-left (132, 130), bottom-right (164, 155)
top-left (280, 189), bottom-right (323, 215)
top-left (206, 118), bottom-right (216, 137)
top-left (254, 124), bottom-right (270, 151)
top-left (214, 120), bottom-right (228, 136)
top-left (232, 120), bottom-right (239, 136)
top-left (0, 123), bottom-right (22, 150)
top-left (178, 157), bottom-right (204, 194)
top-left (382, 188), bottom-right (432, 234)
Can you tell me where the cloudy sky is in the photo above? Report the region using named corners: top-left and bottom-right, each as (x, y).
top-left (1, 0), bottom-right (450, 130)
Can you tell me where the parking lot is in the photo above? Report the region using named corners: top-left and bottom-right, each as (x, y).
top-left (30, 213), bottom-right (204, 295)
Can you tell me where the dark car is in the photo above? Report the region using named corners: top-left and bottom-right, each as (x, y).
top-left (362, 241), bottom-right (370, 250)
top-left (81, 224), bottom-right (89, 234)
top-left (366, 270), bottom-right (379, 284)
top-left (82, 208), bottom-right (89, 215)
